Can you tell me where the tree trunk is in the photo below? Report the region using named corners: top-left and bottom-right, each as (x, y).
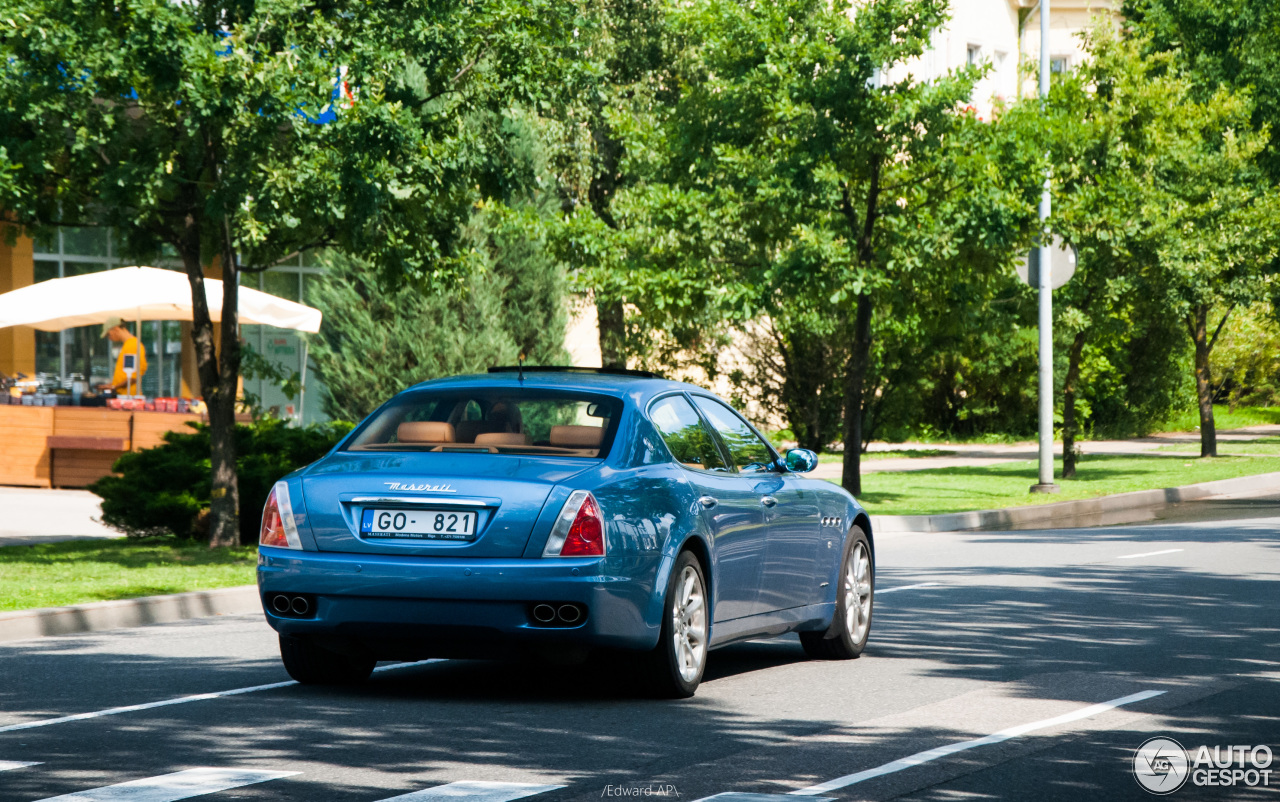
top-left (180, 218), bottom-right (241, 548)
top-left (838, 158), bottom-right (881, 498)
top-left (597, 296), bottom-right (626, 370)
top-left (1188, 305), bottom-right (1218, 458)
top-left (1062, 330), bottom-right (1087, 479)
top-left (841, 292), bottom-right (873, 497)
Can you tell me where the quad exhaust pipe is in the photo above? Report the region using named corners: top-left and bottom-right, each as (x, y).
top-left (267, 593), bottom-right (315, 618)
top-left (529, 602), bottom-right (587, 627)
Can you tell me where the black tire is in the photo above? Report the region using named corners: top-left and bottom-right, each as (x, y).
top-left (278, 634), bottom-right (376, 685)
top-left (645, 550), bottom-right (710, 698)
top-left (801, 525), bottom-right (873, 660)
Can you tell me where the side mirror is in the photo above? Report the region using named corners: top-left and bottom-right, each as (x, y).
top-left (784, 448), bottom-right (819, 473)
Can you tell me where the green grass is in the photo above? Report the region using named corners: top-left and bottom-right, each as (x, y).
top-left (1151, 405), bottom-right (1280, 434)
top-left (818, 449), bottom-right (955, 463)
top-left (845, 453), bottom-right (1280, 516)
top-left (0, 537), bottom-right (257, 612)
top-left (1154, 437), bottom-right (1280, 456)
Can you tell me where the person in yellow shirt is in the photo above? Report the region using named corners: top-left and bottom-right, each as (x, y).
top-left (99, 317), bottom-right (148, 395)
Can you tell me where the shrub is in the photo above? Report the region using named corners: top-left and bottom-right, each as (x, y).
top-left (90, 419), bottom-right (353, 545)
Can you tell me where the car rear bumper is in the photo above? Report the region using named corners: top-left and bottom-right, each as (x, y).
top-left (257, 546), bottom-right (660, 655)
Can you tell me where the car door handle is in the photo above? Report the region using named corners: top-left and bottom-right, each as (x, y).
top-left (760, 496), bottom-right (778, 508)
top-left (698, 496), bottom-right (718, 509)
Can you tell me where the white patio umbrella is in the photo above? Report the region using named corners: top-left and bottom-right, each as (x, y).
top-left (0, 265), bottom-right (322, 406)
top-left (0, 265), bottom-right (321, 333)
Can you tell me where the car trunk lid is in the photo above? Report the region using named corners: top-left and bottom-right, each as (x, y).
top-left (299, 452), bottom-right (592, 557)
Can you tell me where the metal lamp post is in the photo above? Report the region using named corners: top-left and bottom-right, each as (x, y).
top-left (1031, 0), bottom-right (1059, 493)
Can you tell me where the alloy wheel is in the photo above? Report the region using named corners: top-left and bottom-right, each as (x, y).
top-left (671, 565), bottom-right (707, 682)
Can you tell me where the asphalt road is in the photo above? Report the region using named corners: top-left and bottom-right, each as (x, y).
top-left (1, 514), bottom-right (1278, 801)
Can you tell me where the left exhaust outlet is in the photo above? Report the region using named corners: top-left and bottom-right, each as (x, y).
top-left (266, 593), bottom-right (316, 619)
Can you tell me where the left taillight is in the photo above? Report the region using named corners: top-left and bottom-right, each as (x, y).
top-left (260, 481), bottom-right (302, 550)
top-left (542, 490), bottom-right (606, 558)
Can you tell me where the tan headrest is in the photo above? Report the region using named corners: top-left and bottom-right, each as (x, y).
top-left (474, 431), bottom-right (531, 446)
top-left (549, 425), bottom-right (603, 448)
top-left (397, 421), bottom-right (455, 443)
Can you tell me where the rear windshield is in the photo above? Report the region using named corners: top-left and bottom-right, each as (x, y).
top-left (344, 389), bottom-right (622, 458)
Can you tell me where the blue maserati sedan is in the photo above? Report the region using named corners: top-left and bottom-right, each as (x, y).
top-left (257, 367), bottom-right (874, 696)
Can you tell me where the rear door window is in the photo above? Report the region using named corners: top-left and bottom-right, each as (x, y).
top-left (648, 395), bottom-right (729, 471)
top-left (691, 397), bottom-right (774, 473)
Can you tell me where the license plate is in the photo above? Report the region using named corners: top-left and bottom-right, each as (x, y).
top-left (360, 508), bottom-right (478, 541)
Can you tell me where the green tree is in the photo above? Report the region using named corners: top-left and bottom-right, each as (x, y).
top-left (1038, 29), bottom-right (1185, 476)
top-left (310, 110), bottom-right (569, 421)
top-left (1125, 0), bottom-right (1280, 455)
top-left (0, 0), bottom-right (570, 544)
top-left (546, 0), bottom-right (674, 369)
top-left (1125, 0), bottom-right (1280, 176)
top-left (307, 251), bottom-right (517, 422)
top-left (617, 0), bottom-right (1038, 493)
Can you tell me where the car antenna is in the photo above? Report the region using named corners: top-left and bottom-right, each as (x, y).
top-left (517, 353), bottom-right (525, 383)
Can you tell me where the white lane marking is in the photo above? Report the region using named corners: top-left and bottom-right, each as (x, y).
top-left (35, 767), bottom-right (298, 801)
top-left (378, 781), bottom-right (565, 802)
top-left (788, 689), bottom-right (1166, 795)
top-left (876, 583), bottom-right (943, 594)
top-left (1, 760), bottom-right (40, 771)
top-left (0, 661), bottom-right (441, 734)
top-left (695, 794), bottom-right (833, 802)
top-left (1116, 549), bottom-right (1184, 560)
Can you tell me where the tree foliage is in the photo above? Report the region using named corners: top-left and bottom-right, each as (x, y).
top-left (592, 0), bottom-right (1040, 491)
top-left (0, 0), bottom-right (572, 544)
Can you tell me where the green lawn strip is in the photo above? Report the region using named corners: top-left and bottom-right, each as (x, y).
top-left (1150, 405), bottom-right (1280, 434)
top-left (1153, 437), bottom-right (1280, 456)
top-left (818, 449), bottom-right (955, 463)
top-left (840, 454), bottom-right (1280, 516)
top-left (0, 537), bottom-right (257, 612)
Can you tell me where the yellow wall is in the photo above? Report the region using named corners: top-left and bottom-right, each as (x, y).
top-left (0, 224), bottom-right (36, 377)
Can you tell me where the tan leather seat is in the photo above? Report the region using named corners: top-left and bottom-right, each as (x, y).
top-left (549, 425), bottom-right (603, 448)
top-left (474, 432), bottom-right (531, 446)
top-left (397, 421), bottom-right (455, 443)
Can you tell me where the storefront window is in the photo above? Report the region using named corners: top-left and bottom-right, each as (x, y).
top-left (244, 253), bottom-right (327, 424)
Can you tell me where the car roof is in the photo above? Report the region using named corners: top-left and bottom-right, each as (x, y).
top-left (404, 371), bottom-right (715, 407)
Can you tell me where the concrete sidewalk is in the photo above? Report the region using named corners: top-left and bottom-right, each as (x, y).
top-left (809, 424), bottom-right (1280, 480)
top-left (0, 486), bottom-right (120, 546)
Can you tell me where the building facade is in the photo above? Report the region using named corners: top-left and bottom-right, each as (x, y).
top-left (0, 224), bottom-right (327, 424)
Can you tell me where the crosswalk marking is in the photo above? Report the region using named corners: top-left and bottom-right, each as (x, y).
top-left (694, 794), bottom-right (833, 802)
top-left (0, 660), bottom-right (441, 735)
top-left (789, 689), bottom-right (1166, 794)
top-left (0, 760), bottom-right (40, 772)
top-left (34, 767), bottom-right (299, 802)
top-left (377, 780), bottom-right (565, 802)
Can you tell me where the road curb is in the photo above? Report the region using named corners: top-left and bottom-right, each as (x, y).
top-left (0, 584), bottom-right (260, 644)
top-left (869, 470), bottom-right (1280, 533)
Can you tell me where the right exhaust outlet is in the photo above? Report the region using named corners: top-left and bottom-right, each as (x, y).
top-left (557, 604), bottom-right (582, 624)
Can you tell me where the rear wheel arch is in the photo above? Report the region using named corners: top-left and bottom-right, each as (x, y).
top-left (853, 512), bottom-right (874, 560)
top-left (677, 533), bottom-right (713, 619)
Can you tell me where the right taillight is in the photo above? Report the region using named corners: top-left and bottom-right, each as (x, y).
top-left (260, 481), bottom-right (302, 550)
top-left (542, 490), bottom-right (606, 557)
